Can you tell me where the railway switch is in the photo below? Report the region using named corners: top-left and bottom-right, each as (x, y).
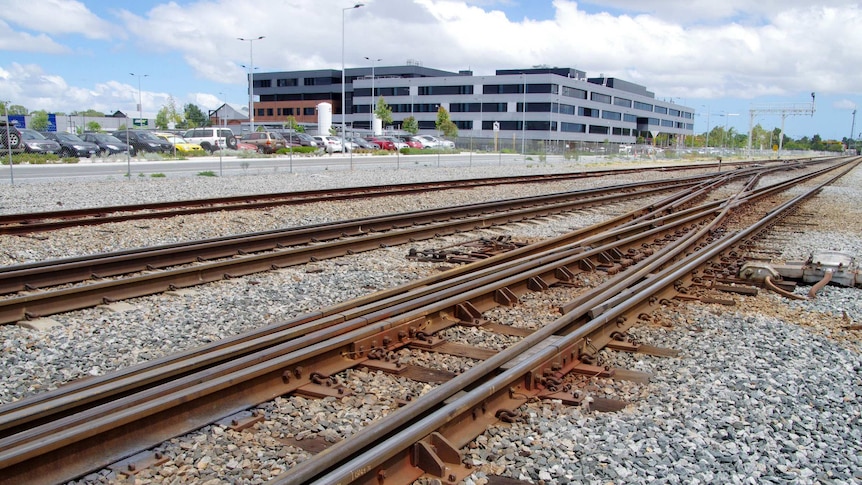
top-left (771, 250), bottom-right (860, 288)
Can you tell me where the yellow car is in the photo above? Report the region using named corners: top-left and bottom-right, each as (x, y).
top-left (156, 133), bottom-right (205, 154)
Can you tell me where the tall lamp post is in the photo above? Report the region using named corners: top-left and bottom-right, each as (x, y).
top-left (129, 73), bottom-right (148, 126)
top-left (364, 56), bottom-right (381, 132)
top-left (238, 35), bottom-right (265, 134)
top-left (342, 3), bottom-right (364, 162)
top-left (3, 101), bottom-right (13, 184)
top-left (723, 112), bottom-right (739, 149)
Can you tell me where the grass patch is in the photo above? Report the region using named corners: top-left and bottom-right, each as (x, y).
top-left (277, 146), bottom-right (318, 155)
top-left (150, 173), bottom-right (166, 178)
top-left (197, 170), bottom-right (217, 177)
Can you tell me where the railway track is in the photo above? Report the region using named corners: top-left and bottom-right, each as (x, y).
top-left (0, 172), bottom-right (751, 324)
top-left (0, 157), bottom-right (855, 484)
top-left (0, 159), bottom-right (792, 235)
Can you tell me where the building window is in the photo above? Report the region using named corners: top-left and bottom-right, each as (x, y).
top-left (253, 79), bottom-right (271, 88)
top-left (483, 84), bottom-right (524, 95)
top-left (266, 108), bottom-right (273, 116)
top-left (450, 103), bottom-right (481, 113)
top-left (526, 83), bottom-right (557, 94)
top-left (669, 108), bottom-right (680, 117)
top-left (481, 103), bottom-right (508, 113)
top-left (602, 110), bottom-right (622, 121)
top-left (614, 97), bottom-right (632, 108)
top-left (419, 85), bottom-right (474, 95)
top-left (354, 88), bottom-right (372, 97)
top-left (612, 127), bottom-right (623, 135)
top-left (561, 122), bottom-right (586, 133)
top-left (303, 107), bottom-right (315, 116)
top-left (634, 101), bottom-right (653, 111)
top-left (578, 107), bottom-right (599, 118)
top-left (558, 104), bottom-right (576, 115)
top-left (454, 120), bottom-right (473, 129)
top-left (525, 120), bottom-right (551, 131)
top-left (517, 102), bottom-right (552, 113)
top-left (561, 86), bottom-right (587, 99)
top-left (256, 108), bottom-right (265, 117)
top-left (654, 106), bottom-right (668, 115)
top-left (276, 78), bottom-right (298, 87)
top-left (418, 121), bottom-right (437, 130)
top-left (661, 119), bottom-right (674, 127)
top-left (624, 113), bottom-right (637, 123)
top-left (591, 92), bottom-right (612, 104)
top-left (589, 125), bottom-right (609, 134)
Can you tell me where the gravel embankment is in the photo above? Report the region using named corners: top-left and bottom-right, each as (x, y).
top-left (0, 159), bottom-right (859, 484)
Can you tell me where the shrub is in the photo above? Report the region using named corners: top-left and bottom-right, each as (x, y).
top-left (151, 173), bottom-right (166, 178)
top-left (277, 146), bottom-right (317, 155)
top-left (399, 147), bottom-right (411, 155)
top-left (197, 170), bottom-right (217, 177)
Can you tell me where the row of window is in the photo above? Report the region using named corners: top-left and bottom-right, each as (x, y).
top-left (260, 101), bottom-right (690, 129)
top-left (259, 79), bottom-right (690, 118)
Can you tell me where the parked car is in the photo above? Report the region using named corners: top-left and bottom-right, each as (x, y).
top-left (365, 136), bottom-right (395, 150)
top-left (154, 133), bottom-right (205, 154)
top-left (112, 129), bottom-right (172, 154)
top-left (381, 136), bottom-right (407, 150)
top-left (277, 131), bottom-right (318, 148)
top-left (348, 136), bottom-right (378, 150)
top-left (40, 132), bottom-right (99, 158)
top-left (18, 129), bottom-right (61, 154)
top-left (80, 133), bottom-right (135, 156)
top-left (0, 120), bottom-right (23, 153)
top-left (183, 127), bottom-right (238, 152)
top-left (236, 141), bottom-right (257, 151)
top-left (414, 135), bottom-right (455, 149)
top-left (241, 131), bottom-right (287, 154)
top-left (312, 135), bottom-right (343, 153)
top-left (398, 136), bottom-right (423, 149)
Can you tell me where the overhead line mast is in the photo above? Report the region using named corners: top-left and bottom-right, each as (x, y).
top-left (747, 92), bottom-right (815, 157)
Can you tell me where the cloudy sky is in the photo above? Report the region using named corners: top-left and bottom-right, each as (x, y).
top-left (1, 0), bottom-right (860, 141)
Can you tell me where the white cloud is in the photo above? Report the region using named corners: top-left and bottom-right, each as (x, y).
top-left (0, 0), bottom-right (120, 40)
top-left (0, 0), bottom-right (860, 132)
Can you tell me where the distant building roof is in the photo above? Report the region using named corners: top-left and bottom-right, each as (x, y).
top-left (210, 103), bottom-right (248, 121)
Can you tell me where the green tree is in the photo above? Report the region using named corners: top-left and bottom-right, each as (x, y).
top-left (71, 109), bottom-right (106, 117)
top-left (29, 110), bottom-right (50, 131)
top-left (402, 116), bottom-right (419, 135)
top-left (282, 116), bottom-right (305, 133)
top-left (435, 106), bottom-right (458, 138)
top-left (184, 103), bottom-right (207, 128)
top-left (86, 121), bottom-right (102, 132)
top-left (155, 96), bottom-right (184, 129)
top-left (1, 104), bottom-right (28, 115)
top-left (374, 96), bottom-right (393, 127)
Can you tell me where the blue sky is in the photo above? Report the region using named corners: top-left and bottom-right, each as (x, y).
top-left (1, 0), bottom-right (861, 141)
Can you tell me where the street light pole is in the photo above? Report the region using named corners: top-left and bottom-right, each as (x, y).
top-left (3, 101), bottom-right (13, 184)
top-left (342, 3), bottom-right (365, 166)
top-left (364, 56), bottom-right (381, 133)
top-left (521, 72), bottom-right (526, 155)
top-left (238, 36), bottom-right (265, 134)
top-left (129, 73), bottom-right (148, 126)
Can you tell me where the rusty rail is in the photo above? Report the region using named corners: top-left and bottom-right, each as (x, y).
top-left (0, 158), bottom-right (854, 485)
top-left (0, 164), bottom-right (742, 235)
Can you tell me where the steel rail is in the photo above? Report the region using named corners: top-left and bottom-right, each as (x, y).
top-left (0, 175), bottom-right (716, 293)
top-left (289, 158), bottom-right (860, 485)
top-left (0, 178), bottom-right (730, 435)
top-left (0, 180), bottom-right (745, 484)
top-left (0, 160), bottom-right (790, 235)
top-left (0, 177), bottom-right (724, 324)
top-left (0, 160), bottom-right (850, 484)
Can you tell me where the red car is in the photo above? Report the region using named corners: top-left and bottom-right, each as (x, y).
top-left (400, 136), bottom-right (423, 149)
top-left (366, 136), bottom-right (396, 150)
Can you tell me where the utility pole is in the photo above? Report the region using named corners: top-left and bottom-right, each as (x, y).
top-left (747, 92), bottom-right (815, 158)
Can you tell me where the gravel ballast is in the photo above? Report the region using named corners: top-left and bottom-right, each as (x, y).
top-left (0, 158), bottom-right (859, 484)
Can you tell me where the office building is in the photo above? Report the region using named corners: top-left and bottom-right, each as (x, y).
top-left (249, 64), bottom-right (693, 145)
